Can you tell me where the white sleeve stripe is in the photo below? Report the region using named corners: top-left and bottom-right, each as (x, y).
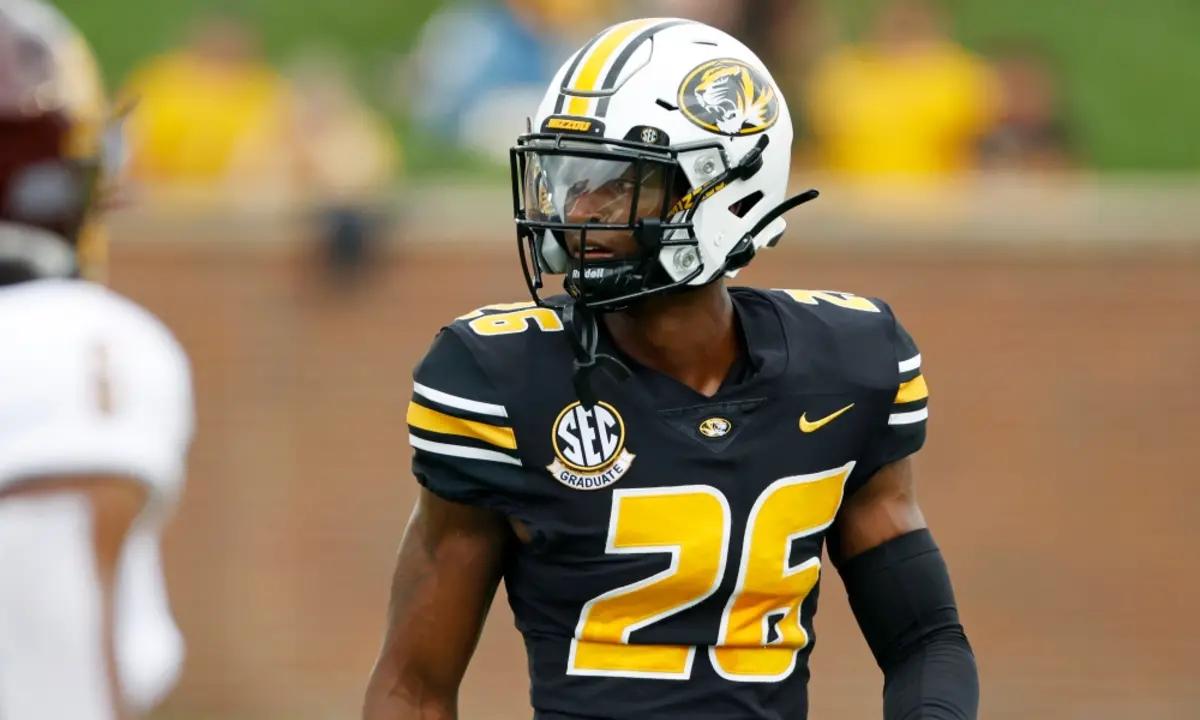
top-left (888, 408), bottom-right (929, 425)
top-left (897, 354), bottom-right (922, 373)
top-left (413, 382), bottom-right (508, 418)
top-left (409, 434), bottom-right (522, 466)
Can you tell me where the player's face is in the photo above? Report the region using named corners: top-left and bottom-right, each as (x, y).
top-left (561, 164), bottom-right (671, 259)
top-left (524, 152), bottom-right (677, 260)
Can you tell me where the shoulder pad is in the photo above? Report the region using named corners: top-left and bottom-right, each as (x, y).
top-left (770, 288), bottom-right (887, 318)
top-left (440, 300), bottom-right (573, 387)
top-left (763, 288), bottom-right (896, 389)
top-left (0, 281), bottom-right (192, 496)
top-left (450, 300), bottom-right (565, 339)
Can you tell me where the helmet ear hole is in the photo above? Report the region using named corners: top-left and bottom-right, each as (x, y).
top-left (728, 190), bottom-right (764, 219)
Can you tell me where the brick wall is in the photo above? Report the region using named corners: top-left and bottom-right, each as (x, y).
top-left (110, 238), bottom-right (1200, 720)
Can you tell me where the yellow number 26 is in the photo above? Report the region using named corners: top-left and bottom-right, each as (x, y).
top-left (459, 302), bottom-right (564, 337)
top-left (568, 462), bottom-right (852, 682)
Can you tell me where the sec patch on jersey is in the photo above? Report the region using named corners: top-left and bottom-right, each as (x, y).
top-left (547, 401), bottom-right (636, 490)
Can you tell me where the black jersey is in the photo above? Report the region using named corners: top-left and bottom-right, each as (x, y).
top-left (407, 287), bottom-right (928, 720)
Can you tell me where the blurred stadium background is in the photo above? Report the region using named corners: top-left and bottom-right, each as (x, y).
top-left (49, 0), bottom-right (1200, 717)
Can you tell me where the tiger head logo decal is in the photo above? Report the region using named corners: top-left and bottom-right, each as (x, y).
top-left (678, 58), bottom-right (779, 136)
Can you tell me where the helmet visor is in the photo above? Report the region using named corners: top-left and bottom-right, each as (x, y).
top-left (523, 151), bottom-right (677, 227)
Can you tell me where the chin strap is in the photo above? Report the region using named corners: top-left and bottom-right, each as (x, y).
top-left (562, 302), bottom-right (632, 407)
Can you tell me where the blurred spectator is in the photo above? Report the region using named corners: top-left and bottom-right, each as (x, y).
top-left (285, 52), bottom-right (400, 201)
top-left (284, 51), bottom-right (401, 287)
top-left (121, 13), bottom-right (292, 190)
top-left (739, 0), bottom-right (832, 85)
top-left (804, 0), bottom-right (998, 179)
top-left (641, 0), bottom-right (744, 33)
top-left (408, 0), bottom-right (616, 163)
top-left (978, 46), bottom-right (1072, 172)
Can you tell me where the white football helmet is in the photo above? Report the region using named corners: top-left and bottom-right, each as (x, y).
top-left (511, 17), bottom-right (814, 311)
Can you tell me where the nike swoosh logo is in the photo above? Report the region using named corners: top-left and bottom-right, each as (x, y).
top-left (799, 403), bottom-right (855, 433)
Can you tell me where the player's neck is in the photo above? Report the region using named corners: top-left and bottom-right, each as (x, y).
top-left (602, 281), bottom-right (741, 398)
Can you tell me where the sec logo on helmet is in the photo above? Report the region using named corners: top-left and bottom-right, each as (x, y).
top-left (547, 401), bottom-right (636, 490)
top-left (678, 58), bottom-right (779, 136)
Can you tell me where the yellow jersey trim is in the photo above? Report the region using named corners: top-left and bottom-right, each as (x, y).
top-left (894, 375), bottom-right (929, 404)
top-left (407, 401), bottom-right (518, 450)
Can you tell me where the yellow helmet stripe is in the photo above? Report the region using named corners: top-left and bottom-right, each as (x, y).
top-left (894, 374), bottom-right (929, 404)
top-left (564, 18), bottom-right (660, 116)
top-left (407, 401), bottom-right (518, 450)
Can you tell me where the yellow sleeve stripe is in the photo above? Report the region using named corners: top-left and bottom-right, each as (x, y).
top-left (407, 401), bottom-right (517, 450)
top-left (895, 374), bottom-right (929, 404)
top-left (565, 18), bottom-right (659, 114)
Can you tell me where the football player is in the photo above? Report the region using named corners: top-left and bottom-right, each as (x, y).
top-left (0, 1), bottom-right (192, 718)
top-left (365, 18), bottom-right (977, 720)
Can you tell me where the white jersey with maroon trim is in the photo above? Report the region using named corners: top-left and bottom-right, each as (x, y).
top-left (0, 278), bottom-right (192, 714)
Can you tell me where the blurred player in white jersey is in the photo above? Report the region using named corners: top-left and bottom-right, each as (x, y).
top-left (0, 1), bottom-right (193, 717)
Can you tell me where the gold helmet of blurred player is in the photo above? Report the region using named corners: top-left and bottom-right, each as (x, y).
top-left (0, 0), bottom-right (114, 282)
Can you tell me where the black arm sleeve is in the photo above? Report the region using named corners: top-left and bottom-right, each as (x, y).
top-left (836, 529), bottom-right (979, 720)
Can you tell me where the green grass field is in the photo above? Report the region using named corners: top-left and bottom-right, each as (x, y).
top-left (54, 0), bottom-right (1200, 171)
top-left (54, 0), bottom-right (440, 83)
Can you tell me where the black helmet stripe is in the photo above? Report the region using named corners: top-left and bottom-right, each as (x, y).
top-left (594, 19), bottom-right (692, 118)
